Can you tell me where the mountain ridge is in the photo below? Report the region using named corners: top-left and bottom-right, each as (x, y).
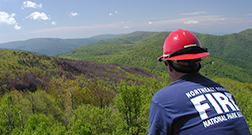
top-left (0, 34), bottom-right (124, 56)
top-left (59, 29), bottom-right (252, 63)
top-left (58, 29), bottom-right (252, 83)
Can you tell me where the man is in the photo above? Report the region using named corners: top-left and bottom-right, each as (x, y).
top-left (148, 29), bottom-right (251, 135)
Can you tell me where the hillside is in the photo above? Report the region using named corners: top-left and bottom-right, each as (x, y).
top-left (0, 49), bottom-right (156, 93)
top-left (195, 29), bottom-right (252, 64)
top-left (0, 47), bottom-right (251, 134)
top-left (0, 34), bottom-right (123, 56)
top-left (58, 29), bottom-right (252, 83)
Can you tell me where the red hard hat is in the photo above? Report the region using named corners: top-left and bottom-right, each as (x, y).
top-left (157, 29), bottom-right (209, 61)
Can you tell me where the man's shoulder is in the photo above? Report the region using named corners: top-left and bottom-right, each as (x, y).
top-left (152, 75), bottom-right (223, 105)
top-left (152, 81), bottom-right (188, 102)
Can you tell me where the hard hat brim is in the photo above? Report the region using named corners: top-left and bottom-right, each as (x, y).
top-left (159, 52), bottom-right (210, 61)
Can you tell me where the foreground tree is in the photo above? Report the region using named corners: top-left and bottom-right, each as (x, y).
top-left (12, 113), bottom-right (66, 135)
top-left (68, 104), bottom-right (124, 135)
top-left (114, 83), bottom-right (142, 134)
top-left (22, 89), bottom-right (63, 122)
top-left (0, 87), bottom-right (23, 134)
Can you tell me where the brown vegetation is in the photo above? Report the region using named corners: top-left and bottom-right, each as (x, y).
top-left (0, 55), bottom-right (156, 93)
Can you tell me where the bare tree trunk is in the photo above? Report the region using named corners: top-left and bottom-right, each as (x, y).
top-left (19, 110), bottom-right (24, 131)
top-left (2, 107), bottom-right (14, 132)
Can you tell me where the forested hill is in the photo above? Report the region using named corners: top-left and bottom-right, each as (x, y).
top-left (195, 29), bottom-right (252, 63)
top-left (0, 49), bottom-right (156, 93)
top-left (58, 29), bottom-right (252, 83)
top-left (0, 41), bottom-right (251, 134)
top-left (0, 48), bottom-right (170, 134)
top-left (0, 34), bottom-right (123, 56)
top-left (59, 29), bottom-right (252, 63)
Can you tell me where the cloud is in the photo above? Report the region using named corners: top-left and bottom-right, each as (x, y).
top-left (183, 20), bottom-right (199, 24)
top-left (70, 12), bottom-right (78, 17)
top-left (33, 16), bottom-right (223, 34)
top-left (152, 15), bottom-right (226, 26)
top-left (0, 11), bottom-right (16, 25)
top-left (124, 26), bottom-right (130, 29)
top-left (26, 12), bottom-right (50, 20)
top-left (27, 22), bottom-right (130, 36)
top-left (180, 11), bottom-right (206, 16)
top-left (14, 24), bottom-right (21, 30)
top-left (51, 21), bottom-right (56, 25)
top-left (22, 1), bottom-right (42, 9)
top-left (0, 11), bottom-right (21, 30)
top-left (246, 14), bottom-right (252, 16)
top-left (109, 11), bottom-right (119, 16)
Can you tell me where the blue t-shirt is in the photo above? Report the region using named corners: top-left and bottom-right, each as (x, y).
top-left (148, 73), bottom-right (251, 135)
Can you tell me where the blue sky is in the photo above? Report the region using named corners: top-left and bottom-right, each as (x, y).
top-left (0, 0), bottom-right (252, 44)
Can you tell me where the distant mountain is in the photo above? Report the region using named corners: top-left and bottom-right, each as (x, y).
top-left (58, 29), bottom-right (252, 83)
top-left (195, 29), bottom-right (252, 64)
top-left (59, 31), bottom-right (159, 59)
top-left (0, 34), bottom-right (124, 56)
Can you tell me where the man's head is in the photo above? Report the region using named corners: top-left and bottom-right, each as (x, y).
top-left (158, 29), bottom-right (209, 81)
top-left (165, 59), bottom-right (202, 73)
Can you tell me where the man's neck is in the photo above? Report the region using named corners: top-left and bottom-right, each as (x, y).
top-left (171, 72), bottom-right (188, 82)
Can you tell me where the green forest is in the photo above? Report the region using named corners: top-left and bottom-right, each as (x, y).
top-left (0, 29), bottom-right (252, 134)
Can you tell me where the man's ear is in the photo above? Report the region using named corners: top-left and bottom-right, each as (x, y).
top-left (166, 61), bottom-right (173, 72)
top-left (164, 61), bottom-right (168, 66)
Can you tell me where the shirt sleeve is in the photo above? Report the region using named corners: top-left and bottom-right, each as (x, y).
top-left (148, 101), bottom-right (173, 135)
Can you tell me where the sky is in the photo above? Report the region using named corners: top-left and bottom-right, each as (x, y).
top-left (0, 0), bottom-right (252, 44)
